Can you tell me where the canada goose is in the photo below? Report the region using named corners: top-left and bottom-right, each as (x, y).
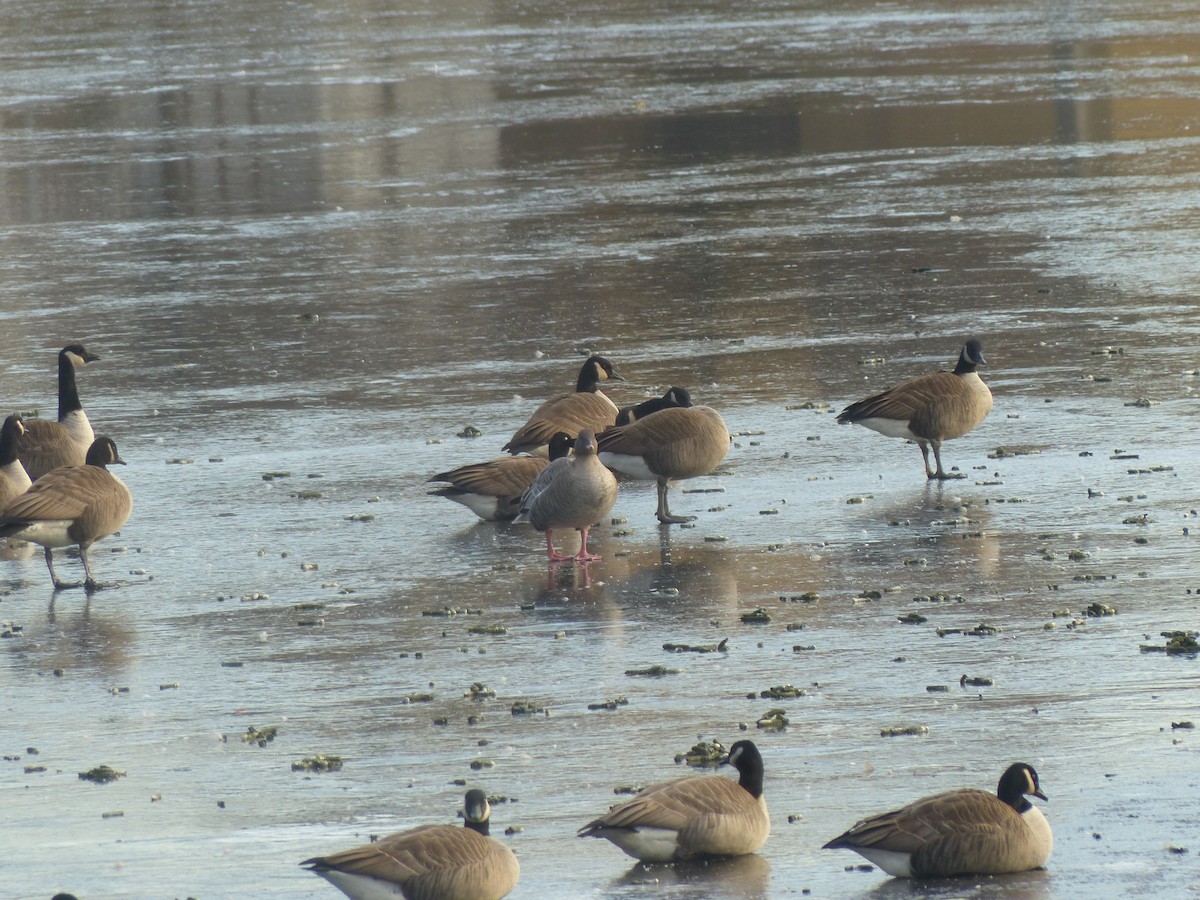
top-left (514, 429), bottom-right (618, 562)
top-left (615, 386), bottom-right (693, 426)
top-left (502, 355), bottom-right (624, 456)
top-left (428, 432), bottom-right (573, 522)
top-left (0, 436), bottom-right (132, 592)
top-left (823, 762), bottom-right (1052, 878)
top-left (0, 414), bottom-right (33, 508)
top-left (579, 739), bottom-right (769, 862)
top-left (17, 344), bottom-right (101, 481)
top-left (302, 788), bottom-right (519, 900)
top-left (597, 404), bottom-right (729, 524)
top-left (837, 339), bottom-right (992, 480)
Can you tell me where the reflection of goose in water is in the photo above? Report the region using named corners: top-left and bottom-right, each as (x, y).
top-left (36, 598), bottom-right (139, 675)
top-left (862, 865), bottom-right (1052, 900)
top-left (612, 852), bottom-right (771, 897)
top-left (605, 542), bottom-right (741, 615)
top-left (846, 485), bottom-right (1001, 578)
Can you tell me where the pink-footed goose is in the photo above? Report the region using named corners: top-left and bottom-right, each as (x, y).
top-left (514, 429), bottom-right (617, 562)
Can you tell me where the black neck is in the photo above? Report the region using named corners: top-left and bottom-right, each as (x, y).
top-left (953, 349), bottom-right (977, 376)
top-left (576, 365), bottom-right (601, 393)
top-left (1008, 794), bottom-right (1033, 813)
top-left (737, 759), bottom-right (765, 799)
top-left (58, 350), bottom-right (83, 420)
top-left (0, 423), bottom-right (19, 467)
top-left (465, 818), bottom-right (491, 836)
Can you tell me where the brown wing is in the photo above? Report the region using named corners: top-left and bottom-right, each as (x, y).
top-left (309, 825), bottom-right (511, 888)
top-left (597, 407), bottom-right (729, 479)
top-left (430, 456), bottom-right (549, 498)
top-left (826, 789), bottom-right (1018, 874)
top-left (17, 419), bottom-right (86, 482)
top-left (1, 465), bottom-right (131, 544)
top-left (583, 775), bottom-right (754, 832)
top-left (838, 370), bottom-right (962, 424)
top-left (3, 465), bottom-right (99, 520)
top-left (503, 393), bottom-right (618, 453)
top-left (582, 774), bottom-right (767, 858)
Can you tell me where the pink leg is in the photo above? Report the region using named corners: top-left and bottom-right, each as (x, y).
top-left (574, 526), bottom-right (603, 562)
top-left (544, 530), bottom-right (573, 563)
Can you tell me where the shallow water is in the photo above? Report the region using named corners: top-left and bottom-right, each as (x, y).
top-left (2, 1), bottom-right (1200, 898)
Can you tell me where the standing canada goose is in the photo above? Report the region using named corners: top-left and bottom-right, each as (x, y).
top-left (428, 432), bottom-right (573, 522)
top-left (514, 429), bottom-right (618, 562)
top-left (301, 788), bottom-right (520, 900)
top-left (579, 739), bottom-right (769, 862)
top-left (597, 404), bottom-right (729, 524)
top-left (614, 386), bottom-right (693, 426)
top-left (17, 344), bottom-right (101, 481)
top-left (837, 339), bottom-right (992, 480)
top-left (823, 762), bottom-right (1052, 878)
top-left (502, 355), bottom-right (624, 456)
top-left (0, 436), bottom-right (132, 592)
top-left (0, 414), bottom-right (33, 508)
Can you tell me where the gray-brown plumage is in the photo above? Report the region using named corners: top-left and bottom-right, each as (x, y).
top-left (579, 739), bottom-right (769, 863)
top-left (428, 432), bottom-right (572, 522)
top-left (597, 404), bottom-right (729, 524)
top-left (302, 788), bottom-right (519, 900)
top-left (614, 386), bottom-right (693, 426)
top-left (0, 436), bottom-right (132, 592)
top-left (837, 339), bottom-right (992, 480)
top-left (0, 414), bottom-right (33, 508)
top-left (17, 344), bottom-right (101, 481)
top-left (823, 762), bottom-right (1052, 878)
top-left (514, 429), bottom-right (618, 562)
top-left (502, 356), bottom-right (623, 456)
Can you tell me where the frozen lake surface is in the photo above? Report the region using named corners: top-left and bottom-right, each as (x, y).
top-left (1, 1), bottom-right (1199, 897)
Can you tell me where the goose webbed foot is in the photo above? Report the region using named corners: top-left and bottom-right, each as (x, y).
top-left (656, 512), bottom-right (697, 524)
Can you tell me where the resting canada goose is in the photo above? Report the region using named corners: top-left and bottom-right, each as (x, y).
top-left (614, 386), bottom-right (693, 426)
top-left (17, 344), bottom-right (101, 481)
top-left (428, 432), bottom-right (573, 522)
top-left (823, 762), bottom-right (1052, 878)
top-left (579, 739), bottom-right (769, 862)
top-left (837, 339), bottom-right (992, 480)
top-left (302, 788), bottom-right (519, 900)
top-left (0, 436), bottom-right (132, 592)
top-left (514, 429), bottom-right (618, 562)
top-left (502, 355), bottom-right (624, 456)
top-left (597, 404), bottom-right (729, 524)
top-left (0, 414), bottom-right (33, 508)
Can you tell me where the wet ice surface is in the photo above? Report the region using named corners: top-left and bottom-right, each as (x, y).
top-left (2, 1), bottom-right (1200, 898)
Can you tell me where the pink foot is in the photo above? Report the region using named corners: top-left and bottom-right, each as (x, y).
top-left (544, 531), bottom-right (572, 562)
top-left (575, 528), bottom-right (602, 562)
